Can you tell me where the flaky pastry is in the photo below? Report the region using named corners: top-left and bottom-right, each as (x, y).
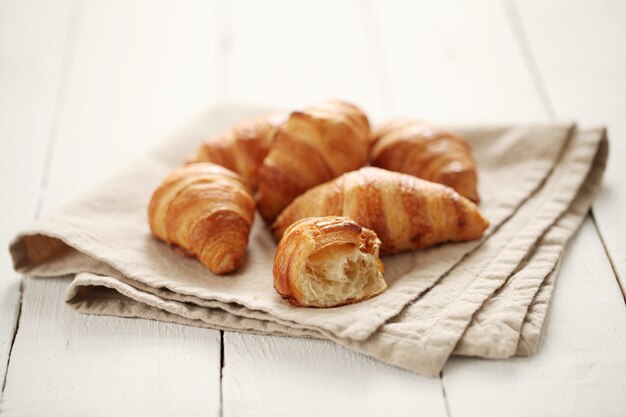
top-left (148, 163), bottom-right (255, 275)
top-left (189, 113), bottom-right (285, 189)
top-left (371, 119), bottom-right (480, 202)
top-left (274, 216), bottom-right (386, 308)
top-left (256, 100), bottom-right (371, 222)
top-left (272, 167), bottom-right (489, 255)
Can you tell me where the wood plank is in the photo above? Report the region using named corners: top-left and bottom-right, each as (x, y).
top-left (2, 277), bottom-right (221, 417)
top-left (374, 0), bottom-right (546, 123)
top-left (376, 0), bottom-right (624, 414)
top-left (220, 0), bottom-right (550, 413)
top-left (40, 0), bottom-right (222, 211)
top-left (225, 0), bottom-right (385, 120)
top-left (0, 0), bottom-right (76, 386)
top-left (223, 332), bottom-right (447, 417)
top-left (443, 219), bottom-right (626, 416)
top-left (220, 1), bottom-right (448, 414)
top-left (442, 1), bottom-right (626, 415)
top-left (514, 0), bottom-right (626, 296)
top-left (2, 0), bottom-right (224, 414)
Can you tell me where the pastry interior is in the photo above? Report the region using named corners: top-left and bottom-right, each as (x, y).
top-left (298, 243), bottom-right (386, 308)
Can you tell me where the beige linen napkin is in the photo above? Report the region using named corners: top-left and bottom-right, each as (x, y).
top-left (9, 105), bottom-right (607, 377)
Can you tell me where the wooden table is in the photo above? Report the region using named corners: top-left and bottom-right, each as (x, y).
top-left (1, 1), bottom-right (624, 415)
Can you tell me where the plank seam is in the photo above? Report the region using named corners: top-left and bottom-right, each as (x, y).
top-left (361, 0), bottom-right (393, 113)
top-left (220, 330), bottom-right (224, 417)
top-left (504, 0), bottom-right (556, 120)
top-left (35, 0), bottom-right (84, 218)
top-left (439, 371), bottom-right (452, 417)
top-left (2, 0), bottom-right (84, 393)
top-left (591, 211), bottom-right (626, 302)
top-left (1, 287), bottom-right (22, 394)
top-left (507, 0), bottom-right (624, 303)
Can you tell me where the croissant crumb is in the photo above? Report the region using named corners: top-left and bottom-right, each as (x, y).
top-left (274, 216), bottom-right (386, 308)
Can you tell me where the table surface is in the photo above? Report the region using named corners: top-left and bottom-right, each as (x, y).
top-left (1, 0), bottom-right (625, 416)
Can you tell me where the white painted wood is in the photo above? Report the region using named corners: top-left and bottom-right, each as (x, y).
top-left (515, 0), bottom-right (626, 296)
top-left (441, 1), bottom-right (626, 415)
top-left (1, 0), bottom-right (622, 415)
top-left (375, 1), bottom-right (625, 415)
top-left (443, 219), bottom-right (626, 417)
top-left (221, 1), bottom-right (449, 413)
top-left (373, 0), bottom-right (546, 123)
top-left (41, 0), bottom-right (222, 212)
top-left (223, 332), bottom-right (448, 417)
top-left (220, 0), bottom-right (553, 413)
top-left (225, 0), bottom-right (386, 120)
top-left (2, 277), bottom-right (221, 417)
top-left (3, 0), bottom-right (224, 414)
top-left (0, 0), bottom-right (75, 384)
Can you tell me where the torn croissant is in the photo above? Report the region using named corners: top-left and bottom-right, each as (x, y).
top-left (148, 163), bottom-right (255, 275)
top-left (272, 167), bottom-right (489, 255)
top-left (274, 216), bottom-right (386, 308)
top-left (256, 100), bottom-right (371, 223)
top-left (189, 113), bottom-right (285, 190)
top-left (371, 119), bottom-right (480, 203)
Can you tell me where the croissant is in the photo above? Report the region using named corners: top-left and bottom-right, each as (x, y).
top-left (148, 163), bottom-right (255, 275)
top-left (189, 113), bottom-right (285, 189)
top-left (371, 119), bottom-right (480, 203)
top-left (274, 216), bottom-right (386, 308)
top-left (256, 100), bottom-right (370, 223)
top-left (272, 167), bottom-right (489, 255)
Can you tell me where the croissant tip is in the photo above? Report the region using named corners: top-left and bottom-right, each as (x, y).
top-left (210, 253), bottom-right (243, 275)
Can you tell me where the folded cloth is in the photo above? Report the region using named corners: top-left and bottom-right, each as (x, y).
top-left (9, 105), bottom-right (607, 377)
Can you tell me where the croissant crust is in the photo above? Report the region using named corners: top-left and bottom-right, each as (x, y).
top-left (371, 119), bottom-right (480, 203)
top-left (273, 216), bottom-right (386, 308)
top-left (189, 113), bottom-right (285, 190)
top-left (256, 100), bottom-right (371, 222)
top-left (148, 163), bottom-right (255, 275)
top-left (272, 167), bottom-right (489, 255)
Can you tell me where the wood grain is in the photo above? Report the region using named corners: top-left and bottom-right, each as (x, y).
top-left (2, 0), bottom-right (224, 414)
top-left (514, 0), bottom-right (626, 297)
top-left (40, 0), bottom-right (221, 212)
top-left (2, 277), bottom-right (221, 417)
top-left (223, 332), bottom-right (448, 417)
top-left (0, 0), bottom-right (76, 386)
top-left (443, 220), bottom-right (626, 417)
top-left (442, 1), bottom-right (626, 415)
top-left (373, 0), bottom-right (545, 123)
top-left (225, 0), bottom-right (385, 120)
top-left (220, 0), bottom-right (449, 414)
top-left (0, 0), bottom-right (623, 415)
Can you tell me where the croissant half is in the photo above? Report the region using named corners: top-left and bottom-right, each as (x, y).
top-left (371, 119), bottom-right (480, 203)
top-left (189, 113), bottom-right (285, 190)
top-left (256, 100), bottom-right (371, 223)
top-left (272, 167), bottom-right (489, 255)
top-left (148, 163), bottom-right (255, 275)
top-left (274, 216), bottom-right (386, 308)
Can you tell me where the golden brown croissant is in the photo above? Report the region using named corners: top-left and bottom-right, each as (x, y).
top-left (274, 216), bottom-right (386, 308)
top-left (272, 167), bottom-right (489, 255)
top-left (189, 113), bottom-right (285, 189)
top-left (148, 163), bottom-right (255, 275)
top-left (256, 100), bottom-right (371, 223)
top-left (371, 119), bottom-right (480, 203)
